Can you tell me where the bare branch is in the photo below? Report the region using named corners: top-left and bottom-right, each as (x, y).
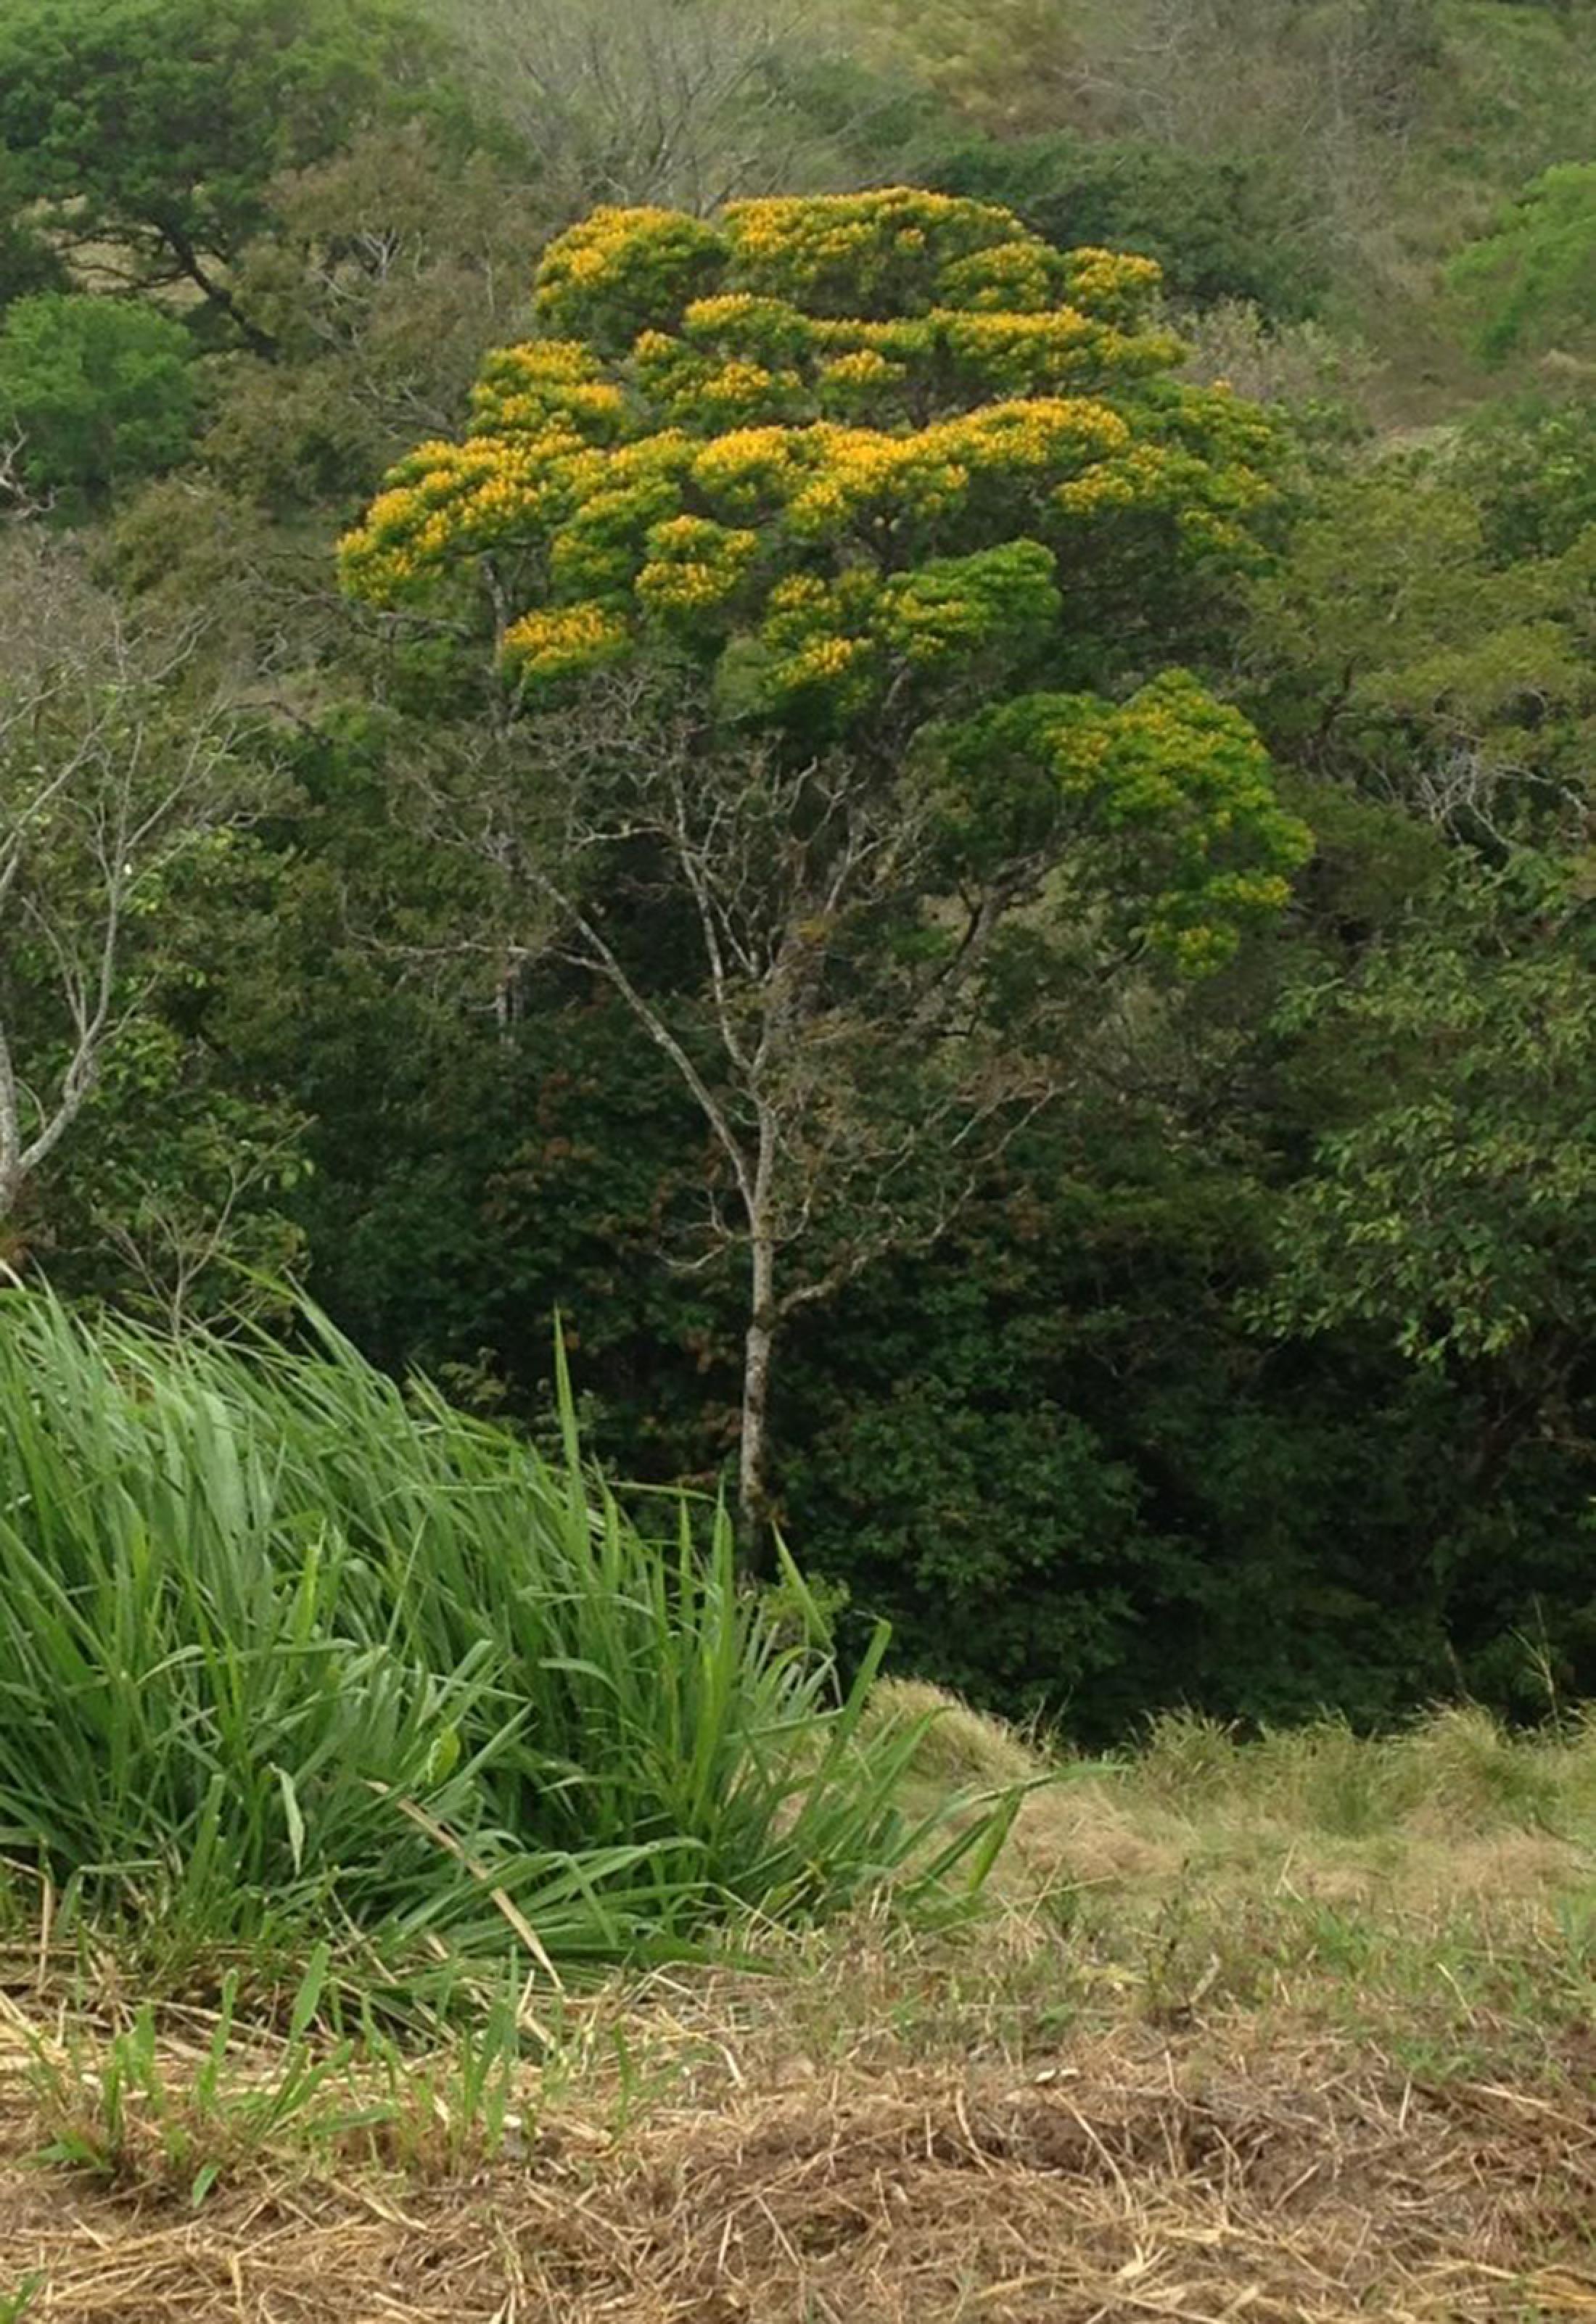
top-left (0, 530), bottom-right (248, 1223)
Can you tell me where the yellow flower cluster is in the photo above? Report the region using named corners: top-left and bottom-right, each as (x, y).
top-left (1061, 247), bottom-right (1164, 323)
top-left (940, 669), bottom-right (1309, 969)
top-left (815, 348), bottom-right (905, 412)
top-left (757, 572), bottom-right (880, 714)
top-left (939, 240), bottom-right (1061, 314)
top-left (534, 205), bottom-right (726, 344)
top-left (616, 399), bottom-right (1132, 549)
top-left (499, 601), bottom-right (630, 683)
top-left (694, 358), bottom-right (792, 420)
top-left (818, 349), bottom-right (899, 383)
top-left (471, 341), bottom-right (628, 440)
top-left (337, 432), bottom-right (585, 598)
top-left (1055, 440), bottom-right (1170, 518)
top-left (781, 633), bottom-right (873, 686)
top-left (1091, 675), bottom-right (1309, 963)
top-left (935, 306), bottom-right (1181, 392)
top-left (752, 541), bottom-right (1063, 720)
top-left (781, 425), bottom-right (963, 536)
top-left (688, 424), bottom-right (808, 511)
top-left (635, 516), bottom-right (760, 619)
top-left (723, 189), bottom-right (1041, 316)
top-left (625, 294), bottom-right (1177, 432)
top-left (338, 189), bottom-right (1280, 722)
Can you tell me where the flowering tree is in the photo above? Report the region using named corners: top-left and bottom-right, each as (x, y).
top-left (341, 187), bottom-right (1310, 1553)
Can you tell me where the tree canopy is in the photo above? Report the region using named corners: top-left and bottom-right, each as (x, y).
top-left (1448, 162), bottom-right (1596, 364)
top-left (342, 189), bottom-right (1307, 962)
top-left (0, 293), bottom-right (199, 505)
top-left (0, 0), bottom-right (448, 343)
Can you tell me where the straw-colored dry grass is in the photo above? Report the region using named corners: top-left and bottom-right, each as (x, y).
top-left (885, 1684), bottom-right (1596, 1919)
top-left (1, 2000), bottom-right (1595, 2321)
top-left (2, 1689), bottom-right (1595, 2322)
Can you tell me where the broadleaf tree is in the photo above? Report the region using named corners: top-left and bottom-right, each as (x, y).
top-left (0, 528), bottom-right (275, 1257)
top-left (1447, 161), bottom-right (1596, 366)
top-left (0, 293), bottom-right (199, 509)
top-left (0, 0), bottom-right (448, 353)
top-left (340, 187), bottom-right (1311, 1555)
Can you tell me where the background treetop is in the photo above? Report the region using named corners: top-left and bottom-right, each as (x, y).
top-left (1447, 161), bottom-right (1596, 367)
top-left (0, 0), bottom-right (451, 342)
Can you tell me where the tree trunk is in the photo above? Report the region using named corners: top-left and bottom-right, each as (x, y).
top-left (160, 226), bottom-right (278, 360)
top-left (738, 1224), bottom-right (776, 1575)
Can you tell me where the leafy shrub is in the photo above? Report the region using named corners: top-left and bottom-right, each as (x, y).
top-left (1450, 391), bottom-right (1596, 561)
top-left (0, 294), bottom-right (198, 504)
top-left (1447, 161), bottom-right (1596, 363)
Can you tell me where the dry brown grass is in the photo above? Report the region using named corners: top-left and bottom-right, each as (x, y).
top-left (3, 2004), bottom-right (1596, 2323)
top-left (4, 1690), bottom-right (1596, 2320)
top-left (881, 1686), bottom-right (1596, 1921)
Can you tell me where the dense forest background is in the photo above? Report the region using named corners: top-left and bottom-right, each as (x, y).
top-left (0, 0), bottom-right (1592, 1741)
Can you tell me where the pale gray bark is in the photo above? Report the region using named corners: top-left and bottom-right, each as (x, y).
top-left (411, 677), bottom-right (1071, 1562)
top-left (0, 530), bottom-right (243, 1232)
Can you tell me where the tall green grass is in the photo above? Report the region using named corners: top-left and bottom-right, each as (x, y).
top-left (0, 1294), bottom-right (1002, 1993)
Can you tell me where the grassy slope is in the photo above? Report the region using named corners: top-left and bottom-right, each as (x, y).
top-left (3, 1692), bottom-right (1593, 2320)
top-left (854, 0), bottom-right (1596, 423)
top-left (1354, 0), bottom-right (1596, 419)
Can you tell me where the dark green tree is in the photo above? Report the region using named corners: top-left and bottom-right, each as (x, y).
top-left (0, 0), bottom-right (449, 351)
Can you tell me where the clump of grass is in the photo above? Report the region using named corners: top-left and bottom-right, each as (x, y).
top-left (0, 1293), bottom-right (1008, 1997)
top-left (22, 1950), bottom-right (540, 2200)
top-left (863, 1679), bottom-right (1048, 1790)
top-left (963, 1694), bottom-right (1596, 1934)
top-left (1394, 1703), bottom-right (1577, 1834)
top-left (1124, 1703), bottom-right (1596, 1843)
top-left (1133, 1710), bottom-right (1249, 1806)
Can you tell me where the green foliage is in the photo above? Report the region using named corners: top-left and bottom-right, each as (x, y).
top-left (0, 0), bottom-right (1590, 1762)
top-left (0, 294), bottom-right (198, 504)
top-left (942, 669), bottom-right (1309, 973)
top-left (0, 532), bottom-right (305, 1301)
top-left (791, 1376), bottom-right (1150, 1715)
top-left (1448, 160), bottom-right (1596, 362)
top-left (205, 122), bottom-right (544, 508)
top-left (24, 1955), bottom-right (535, 2192)
top-left (0, 154), bottom-right (67, 316)
top-left (0, 0), bottom-right (451, 337)
top-left (26, 1954), bottom-right (363, 2198)
top-left (1451, 390), bottom-right (1596, 560)
top-left (0, 1291), bottom-right (1003, 1982)
top-left (1244, 462), bottom-right (1594, 830)
top-left (1259, 859), bottom-right (1596, 1367)
top-left (917, 133), bottom-right (1329, 319)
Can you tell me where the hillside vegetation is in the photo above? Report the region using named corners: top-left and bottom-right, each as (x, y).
top-left (1, 0), bottom-right (1592, 1738)
top-left (0, 3), bottom-right (1593, 2310)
